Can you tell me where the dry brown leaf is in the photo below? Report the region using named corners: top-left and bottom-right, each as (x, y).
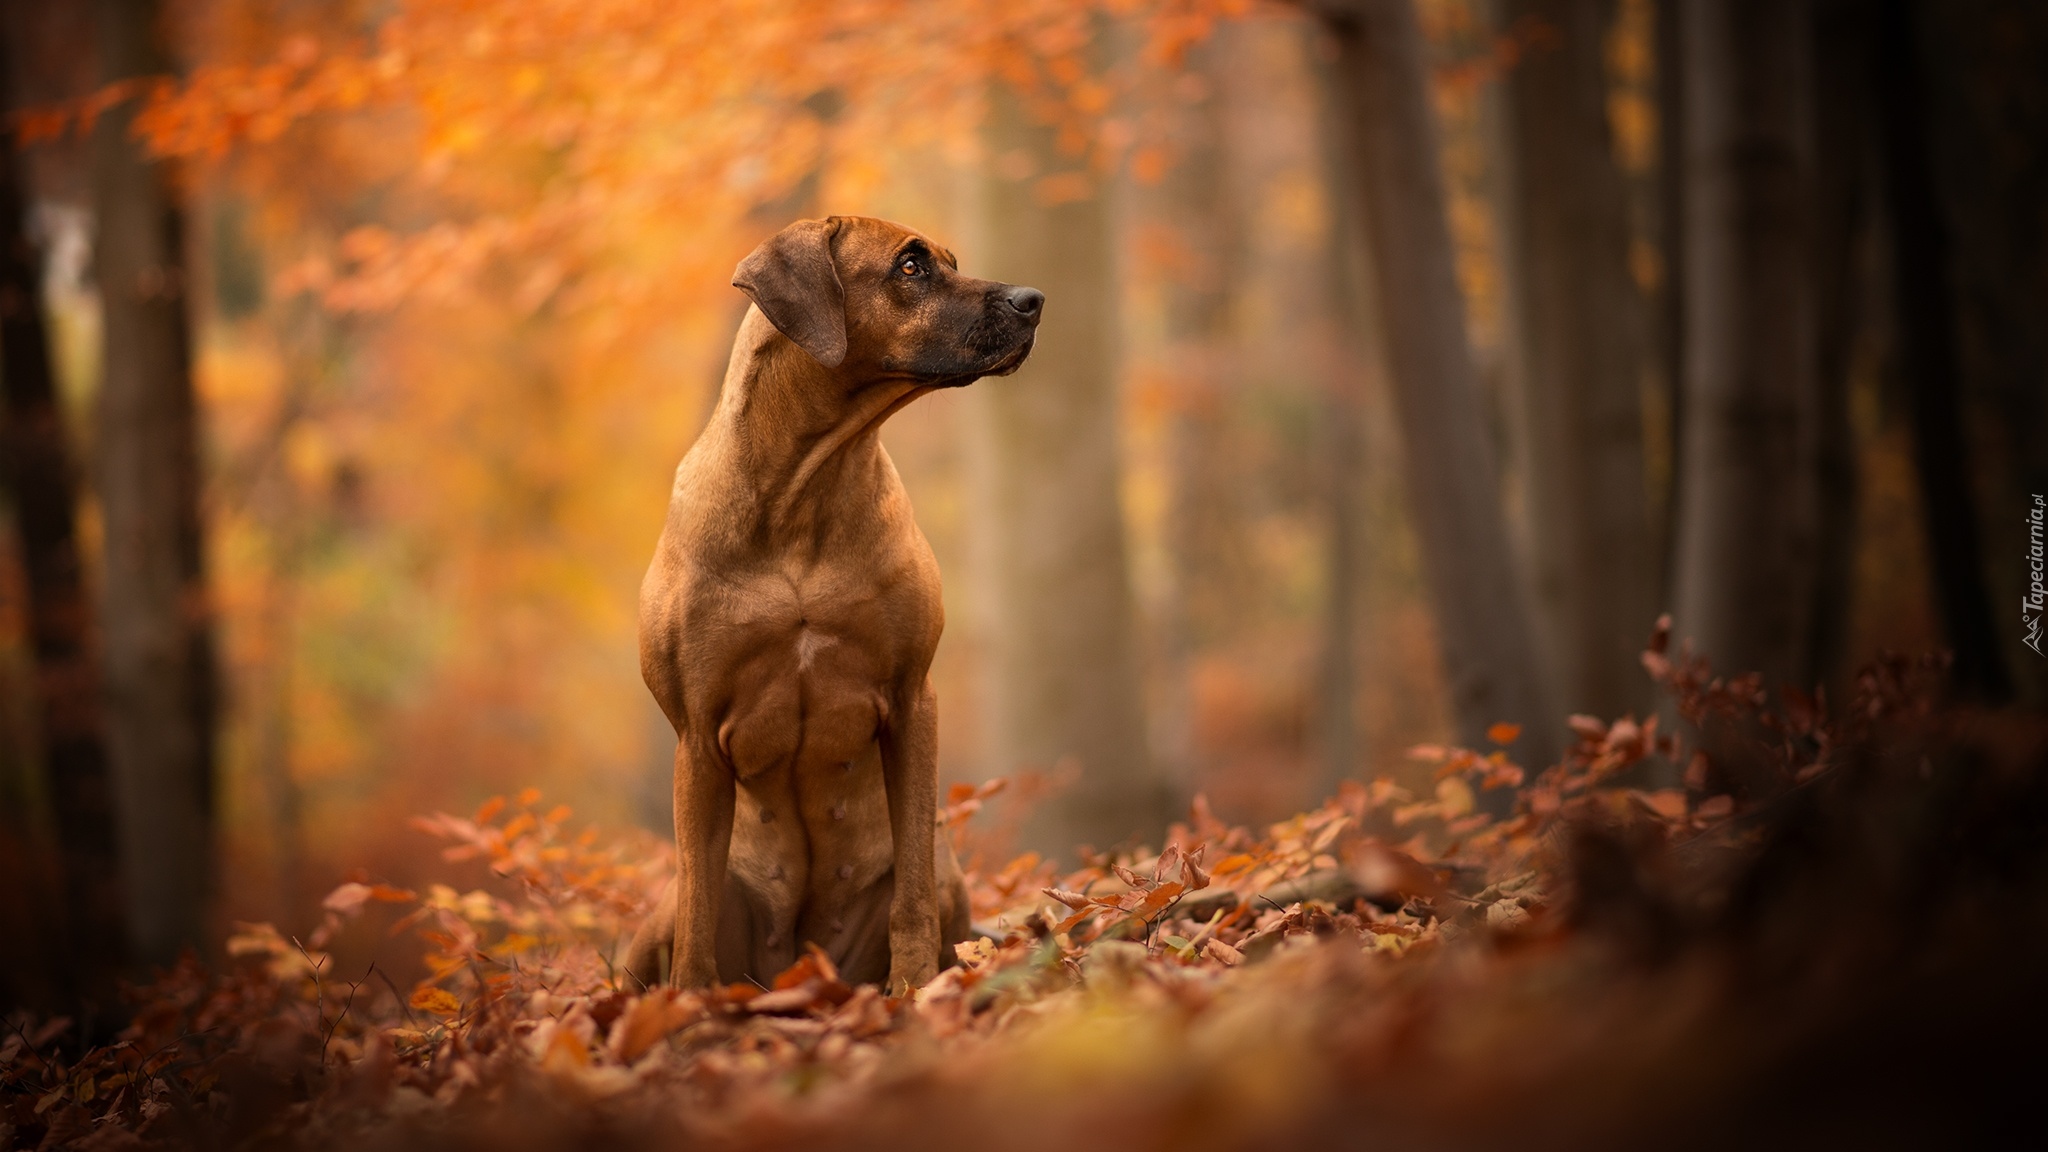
top-left (1044, 887), bottom-right (1093, 911)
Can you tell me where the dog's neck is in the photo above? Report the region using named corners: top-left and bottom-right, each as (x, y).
top-left (698, 308), bottom-right (929, 538)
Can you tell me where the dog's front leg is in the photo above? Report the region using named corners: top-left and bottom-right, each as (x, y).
top-left (670, 739), bottom-right (735, 988)
top-left (880, 681), bottom-right (941, 993)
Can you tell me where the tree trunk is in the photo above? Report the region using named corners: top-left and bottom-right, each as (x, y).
top-left (1653, 0), bottom-right (1686, 599)
top-left (967, 84), bottom-right (1163, 854)
top-left (1499, 0), bottom-right (1659, 721)
top-left (1310, 25), bottom-right (1380, 798)
top-left (1871, 0), bottom-right (2013, 703)
top-left (1312, 0), bottom-right (1561, 770)
top-left (1805, 0), bottom-right (1872, 694)
top-left (92, 0), bottom-right (216, 967)
top-left (1909, 0), bottom-right (2048, 707)
top-left (1141, 34), bottom-right (1241, 804)
top-left (0, 22), bottom-right (126, 1004)
top-left (1315, 299), bottom-right (1365, 795)
top-left (1668, 0), bottom-right (1823, 689)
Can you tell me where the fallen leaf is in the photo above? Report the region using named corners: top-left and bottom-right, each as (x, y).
top-left (1345, 841), bottom-right (1445, 902)
top-left (1630, 789), bottom-right (1688, 821)
top-left (746, 986), bottom-right (820, 1015)
top-left (541, 1020), bottom-right (589, 1072)
top-left (1202, 939), bottom-right (1243, 966)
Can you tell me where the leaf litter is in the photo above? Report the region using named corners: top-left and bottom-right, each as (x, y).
top-left (4, 623), bottom-right (2045, 1150)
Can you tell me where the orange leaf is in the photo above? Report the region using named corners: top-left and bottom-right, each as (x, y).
top-left (1210, 853), bottom-right (1257, 878)
top-left (1487, 722), bottom-right (1522, 744)
top-left (1630, 789), bottom-right (1688, 821)
top-left (1052, 908), bottom-right (1094, 935)
top-left (608, 991), bottom-right (699, 1064)
top-left (1132, 880), bottom-right (1185, 919)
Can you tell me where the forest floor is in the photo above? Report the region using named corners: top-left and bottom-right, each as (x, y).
top-left (5, 626), bottom-right (2044, 1151)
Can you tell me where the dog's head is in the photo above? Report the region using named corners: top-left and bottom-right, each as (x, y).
top-left (732, 216), bottom-right (1042, 384)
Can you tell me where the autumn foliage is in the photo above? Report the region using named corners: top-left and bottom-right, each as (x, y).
top-left (6, 627), bottom-right (2041, 1150)
top-left (4, 3), bottom-right (2041, 1147)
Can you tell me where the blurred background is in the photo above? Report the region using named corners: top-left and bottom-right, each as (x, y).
top-left (2, 0), bottom-right (2043, 1013)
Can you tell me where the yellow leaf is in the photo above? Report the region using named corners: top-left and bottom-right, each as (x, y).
top-left (225, 921), bottom-right (287, 957)
top-left (1436, 776), bottom-right (1475, 819)
top-left (494, 932), bottom-right (540, 956)
top-left (410, 987), bottom-right (462, 1016)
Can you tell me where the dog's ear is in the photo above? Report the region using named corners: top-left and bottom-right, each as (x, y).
top-left (732, 218), bottom-right (847, 368)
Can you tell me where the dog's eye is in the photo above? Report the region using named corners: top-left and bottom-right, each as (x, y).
top-left (899, 258), bottom-right (923, 277)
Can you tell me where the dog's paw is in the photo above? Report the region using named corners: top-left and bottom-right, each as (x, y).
top-left (669, 959), bottom-right (721, 991)
top-left (885, 962), bottom-right (937, 996)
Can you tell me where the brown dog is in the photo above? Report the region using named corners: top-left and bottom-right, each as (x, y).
top-left (623, 216), bottom-right (1043, 992)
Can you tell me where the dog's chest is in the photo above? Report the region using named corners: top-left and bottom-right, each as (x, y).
top-left (707, 563), bottom-right (932, 782)
top-left (707, 568), bottom-right (926, 914)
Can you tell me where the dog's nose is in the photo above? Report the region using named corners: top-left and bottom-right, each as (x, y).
top-left (1002, 286), bottom-right (1044, 318)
